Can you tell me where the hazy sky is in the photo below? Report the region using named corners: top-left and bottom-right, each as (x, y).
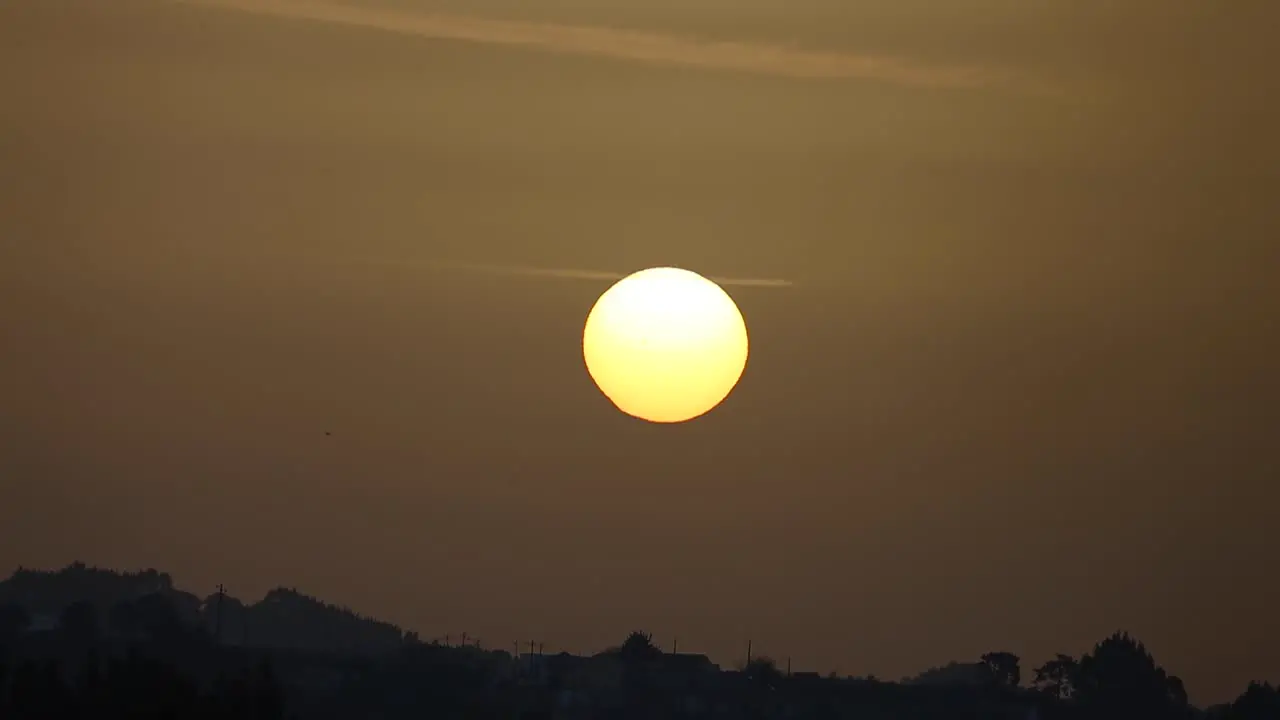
top-left (1, 0), bottom-right (1277, 705)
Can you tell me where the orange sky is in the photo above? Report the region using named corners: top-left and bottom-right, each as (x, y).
top-left (1, 0), bottom-right (1276, 706)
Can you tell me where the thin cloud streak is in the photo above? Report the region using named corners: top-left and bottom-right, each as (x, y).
top-left (188, 248), bottom-right (794, 288)
top-left (429, 261), bottom-right (794, 288)
top-left (175, 0), bottom-right (1036, 93)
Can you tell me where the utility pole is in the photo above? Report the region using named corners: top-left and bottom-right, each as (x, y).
top-left (214, 584), bottom-right (226, 645)
top-left (461, 631), bottom-right (468, 647)
top-left (746, 640), bottom-right (752, 667)
top-left (787, 657), bottom-right (791, 676)
top-left (672, 637), bottom-right (678, 655)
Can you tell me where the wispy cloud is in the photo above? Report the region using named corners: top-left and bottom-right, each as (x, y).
top-left (424, 261), bottom-right (794, 288)
top-left (176, 0), bottom-right (1037, 93)
top-left (189, 244), bottom-right (794, 287)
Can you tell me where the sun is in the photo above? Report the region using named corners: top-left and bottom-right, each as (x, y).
top-left (583, 267), bottom-right (749, 423)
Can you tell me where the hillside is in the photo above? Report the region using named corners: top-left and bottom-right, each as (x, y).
top-left (0, 563), bottom-right (410, 655)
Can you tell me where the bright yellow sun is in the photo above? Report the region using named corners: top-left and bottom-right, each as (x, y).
top-left (583, 267), bottom-right (749, 423)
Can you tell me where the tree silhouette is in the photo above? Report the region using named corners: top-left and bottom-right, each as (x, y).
top-left (6, 659), bottom-right (71, 718)
top-left (618, 631), bottom-right (661, 663)
top-left (980, 651), bottom-right (1021, 687)
top-left (1221, 682), bottom-right (1280, 720)
top-left (14, 561), bottom-right (1280, 720)
top-left (1032, 654), bottom-right (1078, 699)
top-left (0, 563), bottom-right (180, 615)
top-left (109, 598), bottom-right (141, 639)
top-left (59, 600), bottom-right (99, 645)
top-left (1074, 631), bottom-right (1188, 719)
top-left (247, 587), bottom-right (405, 654)
top-left (74, 648), bottom-right (103, 713)
top-left (744, 656), bottom-right (783, 690)
top-left (0, 647), bottom-right (288, 719)
top-left (0, 602), bottom-right (30, 639)
top-left (133, 591), bottom-right (190, 643)
top-left (253, 659), bottom-right (286, 719)
top-left (1167, 673), bottom-right (1188, 707)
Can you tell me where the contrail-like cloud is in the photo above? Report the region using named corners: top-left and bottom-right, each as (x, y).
top-left (198, 247), bottom-right (794, 287)
top-left (174, 0), bottom-right (1037, 93)
top-left (433, 261), bottom-right (793, 288)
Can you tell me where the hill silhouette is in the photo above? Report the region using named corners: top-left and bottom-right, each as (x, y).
top-left (1, 563), bottom-right (1276, 719)
top-left (0, 563), bottom-right (410, 656)
top-left (206, 586), bottom-right (409, 655)
top-left (0, 563), bottom-right (202, 625)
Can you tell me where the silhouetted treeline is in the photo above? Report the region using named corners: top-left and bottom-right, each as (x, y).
top-left (0, 563), bottom-right (202, 627)
top-left (0, 597), bottom-right (286, 719)
top-left (0, 564), bottom-right (410, 656)
top-left (0, 650), bottom-right (285, 720)
top-left (214, 587), bottom-right (408, 655)
top-left (3, 564), bottom-right (1278, 719)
